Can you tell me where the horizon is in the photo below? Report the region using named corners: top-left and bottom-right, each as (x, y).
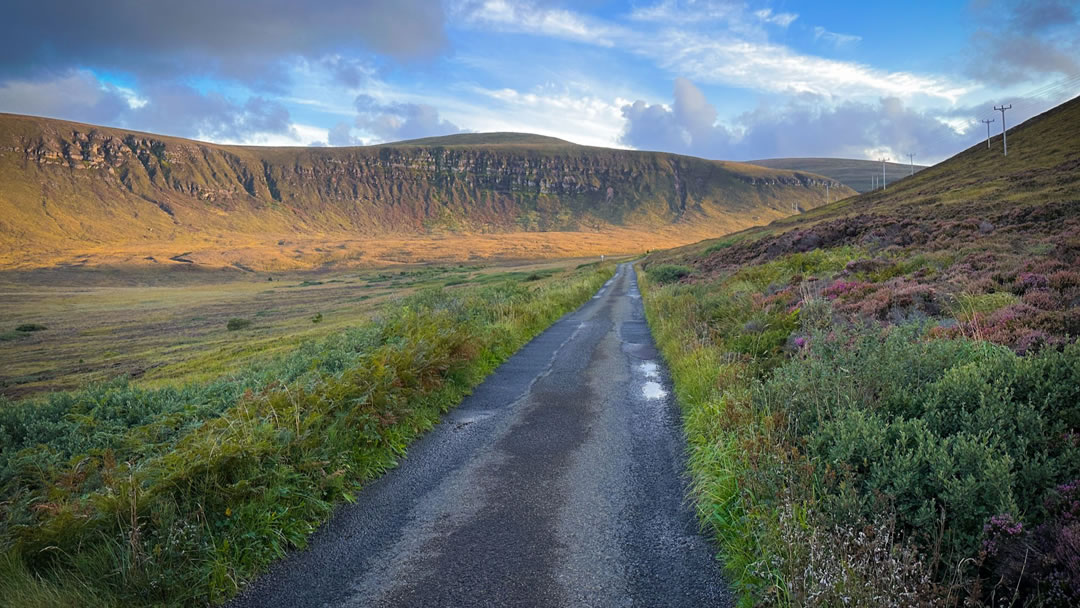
top-left (1, 1), bottom-right (1077, 164)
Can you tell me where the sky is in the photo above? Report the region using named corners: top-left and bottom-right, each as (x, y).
top-left (0, 0), bottom-right (1078, 164)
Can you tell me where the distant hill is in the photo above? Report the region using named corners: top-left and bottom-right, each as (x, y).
top-left (0, 115), bottom-right (853, 270)
top-left (748, 157), bottom-right (928, 193)
top-left (655, 94), bottom-right (1080, 273)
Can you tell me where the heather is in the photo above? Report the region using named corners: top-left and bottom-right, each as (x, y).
top-left (0, 263), bottom-right (614, 607)
top-left (639, 97), bottom-right (1080, 606)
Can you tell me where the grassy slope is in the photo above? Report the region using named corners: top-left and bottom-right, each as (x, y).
top-left (0, 114), bottom-right (854, 270)
top-left (0, 261), bottom-right (616, 607)
top-left (748, 157), bottom-right (928, 192)
top-left (641, 96), bottom-right (1080, 606)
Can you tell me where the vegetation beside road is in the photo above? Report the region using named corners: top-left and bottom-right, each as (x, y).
top-left (0, 261), bottom-right (614, 607)
top-left (640, 97), bottom-right (1080, 606)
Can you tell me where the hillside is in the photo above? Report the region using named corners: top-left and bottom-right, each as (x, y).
top-left (0, 114), bottom-right (853, 270)
top-left (748, 157), bottom-right (927, 192)
top-left (640, 96), bottom-right (1080, 605)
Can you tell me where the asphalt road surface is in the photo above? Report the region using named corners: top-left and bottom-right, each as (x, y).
top-left (229, 263), bottom-right (730, 607)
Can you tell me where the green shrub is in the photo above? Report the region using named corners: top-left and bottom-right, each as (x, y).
top-left (703, 239), bottom-right (735, 255)
top-left (639, 254), bottom-right (1080, 606)
top-left (646, 264), bottom-right (693, 284)
top-left (226, 318), bottom-right (252, 331)
top-left (0, 263), bottom-right (616, 607)
top-left (758, 326), bottom-right (1080, 571)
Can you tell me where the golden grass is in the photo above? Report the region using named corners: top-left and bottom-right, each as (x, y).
top-left (0, 257), bottom-right (613, 399)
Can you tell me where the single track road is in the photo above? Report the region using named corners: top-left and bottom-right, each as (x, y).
top-left (229, 263), bottom-right (730, 607)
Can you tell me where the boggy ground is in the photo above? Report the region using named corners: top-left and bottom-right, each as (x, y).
top-left (0, 258), bottom-right (601, 399)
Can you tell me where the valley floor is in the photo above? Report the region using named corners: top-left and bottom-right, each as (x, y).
top-left (0, 224), bottom-right (752, 272)
top-left (0, 258), bottom-right (595, 399)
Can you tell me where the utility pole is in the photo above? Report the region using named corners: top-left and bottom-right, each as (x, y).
top-left (825, 182), bottom-right (830, 204)
top-left (994, 104), bottom-right (1012, 156)
top-left (907, 153), bottom-right (915, 176)
top-left (872, 174), bottom-right (876, 190)
top-left (981, 118), bottom-right (995, 149)
top-left (880, 157), bottom-right (889, 190)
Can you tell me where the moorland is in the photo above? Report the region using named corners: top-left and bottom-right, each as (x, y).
top-left (641, 94), bottom-right (1080, 606)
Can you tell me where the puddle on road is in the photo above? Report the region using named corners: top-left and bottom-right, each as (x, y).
top-left (639, 361), bottom-right (659, 379)
top-left (642, 381), bottom-right (667, 400)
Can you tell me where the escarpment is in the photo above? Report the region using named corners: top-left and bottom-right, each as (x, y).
top-left (0, 113), bottom-right (855, 269)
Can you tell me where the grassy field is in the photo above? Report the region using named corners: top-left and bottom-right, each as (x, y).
top-left (0, 258), bottom-right (615, 607)
top-left (640, 97), bottom-right (1080, 606)
top-left (0, 259), bottom-right (592, 399)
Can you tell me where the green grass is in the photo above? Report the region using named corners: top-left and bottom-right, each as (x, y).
top-left (949, 291), bottom-right (1020, 322)
top-left (644, 264), bottom-right (693, 284)
top-left (226, 318), bottom-right (252, 331)
top-left (0, 262), bottom-right (615, 607)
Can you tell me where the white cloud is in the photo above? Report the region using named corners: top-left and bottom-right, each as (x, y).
top-left (754, 8), bottom-right (798, 27)
top-left (452, 1), bottom-right (970, 105)
top-left (469, 85), bottom-right (630, 147)
top-left (628, 0), bottom-right (742, 24)
top-left (452, 0), bottom-right (620, 46)
top-left (636, 31), bottom-right (970, 103)
top-left (812, 26), bottom-right (862, 47)
top-left (214, 123), bottom-right (327, 146)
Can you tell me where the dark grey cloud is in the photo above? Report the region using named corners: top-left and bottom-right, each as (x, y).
top-left (967, 0), bottom-right (1079, 86)
top-left (353, 95), bottom-right (464, 142)
top-left (320, 57), bottom-right (375, 90)
top-left (0, 71), bottom-right (130, 127)
top-left (620, 100), bottom-right (687, 152)
top-left (1005, 0), bottom-right (1077, 33)
top-left (619, 79), bottom-right (1006, 162)
top-left (0, 72), bottom-right (297, 142)
top-left (131, 85), bottom-right (296, 141)
top-left (0, 0), bottom-right (447, 87)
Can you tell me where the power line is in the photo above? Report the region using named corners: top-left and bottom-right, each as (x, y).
top-left (893, 71), bottom-right (1080, 164)
top-left (980, 118), bottom-right (995, 149)
top-left (994, 104), bottom-right (1013, 156)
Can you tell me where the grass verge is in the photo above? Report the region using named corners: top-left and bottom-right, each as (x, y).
top-left (638, 251), bottom-right (1080, 606)
top-left (0, 262), bottom-right (614, 607)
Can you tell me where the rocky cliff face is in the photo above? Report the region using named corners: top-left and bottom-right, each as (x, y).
top-left (0, 113), bottom-right (854, 268)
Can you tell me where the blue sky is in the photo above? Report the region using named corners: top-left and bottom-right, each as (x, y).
top-left (1, 0), bottom-right (1077, 163)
